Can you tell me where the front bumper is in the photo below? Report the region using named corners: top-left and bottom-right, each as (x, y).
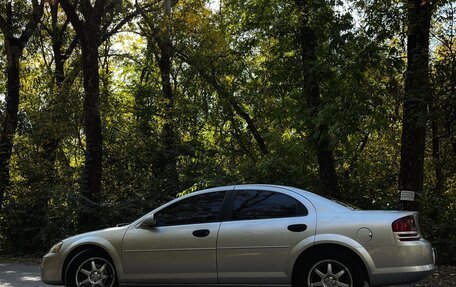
top-left (41, 252), bottom-right (64, 285)
top-left (367, 240), bottom-right (436, 286)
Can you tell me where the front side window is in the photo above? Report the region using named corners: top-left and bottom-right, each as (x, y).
top-left (231, 190), bottom-right (307, 221)
top-left (155, 191), bottom-right (226, 226)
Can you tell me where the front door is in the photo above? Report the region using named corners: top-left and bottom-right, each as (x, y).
top-left (122, 191), bottom-right (228, 284)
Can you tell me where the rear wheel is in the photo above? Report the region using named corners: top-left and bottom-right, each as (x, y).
top-left (65, 250), bottom-right (118, 287)
top-left (294, 250), bottom-right (366, 287)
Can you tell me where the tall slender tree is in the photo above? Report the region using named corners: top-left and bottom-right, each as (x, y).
top-left (59, 0), bottom-right (141, 229)
top-left (156, 0), bottom-right (179, 191)
top-left (295, 0), bottom-right (339, 197)
top-left (59, 0), bottom-right (104, 229)
top-left (0, 0), bottom-right (44, 209)
top-left (398, 0), bottom-right (436, 211)
top-left (36, 0), bottom-right (79, 212)
top-left (137, 0), bottom-right (180, 196)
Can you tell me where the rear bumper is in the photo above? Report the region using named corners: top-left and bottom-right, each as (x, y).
top-left (41, 252), bottom-right (63, 285)
top-left (370, 263), bottom-right (435, 286)
top-left (367, 241), bottom-right (436, 286)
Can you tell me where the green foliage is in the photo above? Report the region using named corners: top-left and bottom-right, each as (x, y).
top-left (0, 0), bottom-right (455, 265)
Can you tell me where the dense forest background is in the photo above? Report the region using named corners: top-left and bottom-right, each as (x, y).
top-left (0, 0), bottom-right (455, 263)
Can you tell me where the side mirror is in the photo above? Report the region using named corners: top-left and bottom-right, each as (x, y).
top-left (139, 214), bottom-right (157, 229)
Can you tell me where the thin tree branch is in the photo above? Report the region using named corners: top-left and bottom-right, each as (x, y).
top-left (100, 0), bottom-right (158, 44)
top-left (0, 15), bottom-right (8, 35)
top-left (19, 0), bottom-right (45, 46)
top-left (59, 18), bottom-right (71, 39)
top-left (100, 7), bottom-right (142, 43)
top-left (41, 21), bottom-right (52, 36)
top-left (176, 51), bottom-right (269, 156)
top-left (59, 0), bottom-right (85, 35)
top-left (63, 36), bottom-right (79, 59)
top-left (38, 27), bottom-right (51, 70)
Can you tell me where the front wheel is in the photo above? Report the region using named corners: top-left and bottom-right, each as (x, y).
top-left (65, 250), bottom-right (118, 287)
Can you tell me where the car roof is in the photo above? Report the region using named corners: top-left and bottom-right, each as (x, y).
top-left (194, 184), bottom-right (350, 212)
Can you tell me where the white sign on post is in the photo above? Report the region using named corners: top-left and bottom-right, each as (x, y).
top-left (400, 190), bottom-right (416, 202)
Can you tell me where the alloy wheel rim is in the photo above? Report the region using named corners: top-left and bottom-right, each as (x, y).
top-left (75, 257), bottom-right (115, 287)
top-left (307, 259), bottom-right (353, 287)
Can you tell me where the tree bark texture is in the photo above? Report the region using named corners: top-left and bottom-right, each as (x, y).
top-left (59, 0), bottom-right (104, 230)
top-left (296, 0), bottom-right (340, 198)
top-left (75, 30), bottom-right (103, 230)
top-left (0, 0), bottom-right (44, 208)
top-left (40, 1), bottom-right (79, 207)
top-left (398, 0), bottom-right (433, 211)
top-left (432, 121), bottom-right (444, 193)
top-left (157, 43), bottom-right (179, 187)
top-left (80, 31), bottom-right (103, 205)
top-left (0, 42), bottom-right (21, 209)
top-left (152, 0), bottom-right (179, 193)
top-left (41, 2), bottom-right (66, 184)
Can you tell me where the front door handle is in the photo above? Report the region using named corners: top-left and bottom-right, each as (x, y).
top-left (288, 224), bottom-right (307, 232)
top-left (192, 229), bottom-right (210, 238)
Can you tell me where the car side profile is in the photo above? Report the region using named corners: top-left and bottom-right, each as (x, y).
top-left (41, 184), bottom-right (435, 287)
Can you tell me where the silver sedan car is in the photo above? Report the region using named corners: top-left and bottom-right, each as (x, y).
top-left (41, 184), bottom-right (435, 287)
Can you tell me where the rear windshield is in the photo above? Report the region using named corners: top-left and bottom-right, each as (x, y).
top-left (321, 195), bottom-right (361, 210)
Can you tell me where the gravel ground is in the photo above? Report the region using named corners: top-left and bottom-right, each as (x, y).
top-left (390, 265), bottom-right (456, 287)
top-left (0, 256), bottom-right (454, 287)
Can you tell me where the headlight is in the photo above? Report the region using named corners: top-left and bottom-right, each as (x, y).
top-left (49, 241), bottom-right (63, 253)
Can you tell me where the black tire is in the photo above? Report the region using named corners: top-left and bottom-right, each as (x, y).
top-left (294, 250), bottom-right (366, 287)
top-left (65, 249), bottom-right (118, 287)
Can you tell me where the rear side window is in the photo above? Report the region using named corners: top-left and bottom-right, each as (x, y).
top-left (155, 191), bottom-right (226, 226)
top-left (230, 190), bottom-right (307, 221)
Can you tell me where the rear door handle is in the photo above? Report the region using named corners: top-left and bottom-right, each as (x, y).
top-left (288, 224), bottom-right (307, 232)
top-left (192, 229), bottom-right (210, 238)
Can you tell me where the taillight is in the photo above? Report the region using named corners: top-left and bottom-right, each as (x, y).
top-left (392, 215), bottom-right (417, 232)
top-left (392, 215), bottom-right (421, 241)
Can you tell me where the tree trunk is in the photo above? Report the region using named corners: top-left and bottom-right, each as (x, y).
top-left (0, 0), bottom-right (43, 209)
top-left (431, 121), bottom-right (444, 193)
top-left (37, 1), bottom-right (76, 222)
top-left (41, 2), bottom-right (66, 188)
top-left (59, 0), bottom-right (136, 229)
top-left (296, 0), bottom-right (340, 197)
top-left (398, 0), bottom-right (432, 211)
top-left (157, 47), bottom-right (179, 187)
top-left (155, 0), bottom-right (179, 192)
top-left (51, 1), bottom-right (66, 85)
top-left (78, 30), bottom-right (102, 229)
top-left (52, 41), bottom-right (65, 86)
top-left (0, 41), bottom-right (21, 209)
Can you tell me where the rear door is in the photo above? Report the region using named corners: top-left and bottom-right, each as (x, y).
top-left (217, 186), bottom-right (316, 284)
